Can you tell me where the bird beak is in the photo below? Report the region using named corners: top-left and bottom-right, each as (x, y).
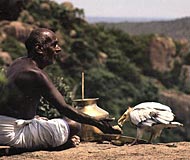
top-left (117, 107), bottom-right (131, 127)
top-left (118, 115), bottom-right (127, 127)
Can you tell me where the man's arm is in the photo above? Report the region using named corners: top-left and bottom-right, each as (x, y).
top-left (37, 71), bottom-right (121, 134)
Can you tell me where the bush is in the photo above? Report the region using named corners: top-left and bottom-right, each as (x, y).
top-left (0, 36), bottom-right (26, 60)
top-left (0, 67), bottom-right (8, 105)
top-left (37, 75), bottom-right (73, 119)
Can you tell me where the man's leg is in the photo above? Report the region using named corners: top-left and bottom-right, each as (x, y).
top-left (64, 117), bottom-right (81, 138)
top-left (57, 117), bottom-right (81, 149)
top-left (48, 117), bottom-right (81, 151)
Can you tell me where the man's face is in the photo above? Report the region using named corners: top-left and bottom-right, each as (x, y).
top-left (42, 31), bottom-right (61, 65)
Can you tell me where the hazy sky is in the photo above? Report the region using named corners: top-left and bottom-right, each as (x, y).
top-left (55, 0), bottom-right (190, 18)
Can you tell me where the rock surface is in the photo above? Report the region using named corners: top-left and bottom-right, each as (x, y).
top-left (159, 91), bottom-right (190, 140)
top-left (0, 142), bottom-right (190, 160)
top-left (149, 36), bottom-right (176, 72)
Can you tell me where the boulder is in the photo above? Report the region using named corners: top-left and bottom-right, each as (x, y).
top-left (0, 51), bottom-right (12, 66)
top-left (149, 35), bottom-right (176, 73)
top-left (179, 65), bottom-right (190, 92)
top-left (3, 21), bottom-right (35, 42)
top-left (177, 38), bottom-right (190, 57)
top-left (159, 91), bottom-right (190, 140)
top-left (98, 52), bottom-right (108, 64)
top-left (61, 2), bottom-right (74, 11)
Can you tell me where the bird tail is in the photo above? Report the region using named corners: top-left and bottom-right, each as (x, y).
top-left (166, 122), bottom-right (183, 128)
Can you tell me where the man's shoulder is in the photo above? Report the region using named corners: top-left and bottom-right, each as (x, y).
top-left (9, 57), bottom-right (45, 77)
top-left (11, 67), bottom-right (50, 91)
top-left (19, 68), bottom-right (48, 82)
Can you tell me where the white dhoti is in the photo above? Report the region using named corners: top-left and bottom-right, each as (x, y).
top-left (0, 115), bottom-right (70, 149)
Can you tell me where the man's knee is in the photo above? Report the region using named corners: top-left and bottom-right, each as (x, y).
top-left (63, 117), bottom-right (81, 136)
top-left (69, 120), bottom-right (81, 135)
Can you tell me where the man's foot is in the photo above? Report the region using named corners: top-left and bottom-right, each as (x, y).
top-left (62, 135), bottom-right (80, 148)
top-left (47, 135), bottom-right (80, 151)
top-left (70, 135), bottom-right (80, 147)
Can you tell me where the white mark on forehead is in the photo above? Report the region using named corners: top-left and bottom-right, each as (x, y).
top-left (43, 31), bottom-right (51, 36)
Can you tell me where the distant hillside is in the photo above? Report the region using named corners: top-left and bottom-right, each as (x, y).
top-left (101, 17), bottom-right (190, 40)
top-left (86, 16), bottom-right (172, 23)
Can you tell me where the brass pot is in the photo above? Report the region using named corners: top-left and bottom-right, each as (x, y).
top-left (73, 98), bottom-right (109, 141)
top-left (73, 98), bottom-right (109, 118)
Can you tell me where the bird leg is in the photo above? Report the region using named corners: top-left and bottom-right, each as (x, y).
top-left (130, 137), bottom-right (138, 146)
top-left (148, 127), bottom-right (163, 144)
top-left (129, 127), bottom-right (144, 146)
top-left (148, 132), bottom-right (155, 144)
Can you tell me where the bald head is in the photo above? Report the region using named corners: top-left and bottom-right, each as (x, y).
top-left (25, 28), bottom-right (56, 54)
top-left (24, 28), bottom-right (61, 68)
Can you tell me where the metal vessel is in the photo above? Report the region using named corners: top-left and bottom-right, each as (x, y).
top-left (73, 98), bottom-right (109, 141)
top-left (73, 72), bottom-right (110, 141)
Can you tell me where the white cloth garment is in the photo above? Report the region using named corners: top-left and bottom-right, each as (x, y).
top-left (0, 115), bottom-right (70, 149)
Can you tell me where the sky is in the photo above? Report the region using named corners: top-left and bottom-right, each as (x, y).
top-left (55, 0), bottom-right (190, 19)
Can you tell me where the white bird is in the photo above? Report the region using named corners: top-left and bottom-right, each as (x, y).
top-left (117, 102), bottom-right (183, 145)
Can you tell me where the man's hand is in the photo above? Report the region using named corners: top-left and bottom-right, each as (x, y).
top-left (96, 117), bottom-right (122, 134)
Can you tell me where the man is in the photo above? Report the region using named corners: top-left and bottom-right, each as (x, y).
top-left (0, 28), bottom-right (121, 150)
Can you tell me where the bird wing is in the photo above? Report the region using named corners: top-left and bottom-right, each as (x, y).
top-left (134, 102), bottom-right (172, 112)
top-left (130, 102), bottom-right (174, 127)
top-left (130, 108), bottom-right (152, 125)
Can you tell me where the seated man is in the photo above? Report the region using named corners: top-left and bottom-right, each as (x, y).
top-left (0, 28), bottom-right (121, 149)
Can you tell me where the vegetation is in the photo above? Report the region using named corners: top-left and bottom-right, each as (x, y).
top-left (0, 36), bottom-right (26, 59)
